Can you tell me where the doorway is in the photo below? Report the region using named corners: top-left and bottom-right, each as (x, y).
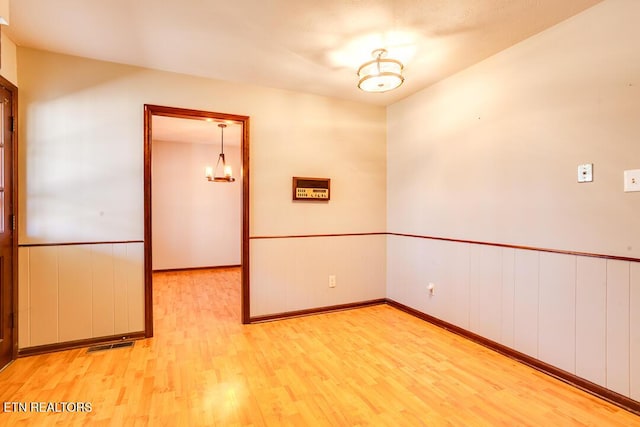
top-left (0, 76), bottom-right (17, 370)
top-left (143, 105), bottom-right (250, 335)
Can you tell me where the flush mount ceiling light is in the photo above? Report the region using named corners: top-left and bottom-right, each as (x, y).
top-left (205, 123), bottom-right (235, 183)
top-left (357, 48), bottom-right (404, 93)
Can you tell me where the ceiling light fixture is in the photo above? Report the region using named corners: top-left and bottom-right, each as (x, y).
top-left (357, 48), bottom-right (404, 93)
top-left (205, 123), bottom-right (235, 183)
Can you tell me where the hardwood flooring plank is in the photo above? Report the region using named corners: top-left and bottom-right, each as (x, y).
top-left (0, 267), bottom-right (638, 426)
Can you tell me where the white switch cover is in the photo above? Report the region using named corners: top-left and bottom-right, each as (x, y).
top-left (624, 169), bottom-right (640, 192)
top-left (577, 164), bottom-right (593, 183)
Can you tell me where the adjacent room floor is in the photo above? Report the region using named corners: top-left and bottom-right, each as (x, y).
top-left (1, 267), bottom-right (638, 426)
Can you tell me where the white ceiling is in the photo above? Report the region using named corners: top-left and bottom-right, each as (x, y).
top-left (5, 0), bottom-right (602, 107)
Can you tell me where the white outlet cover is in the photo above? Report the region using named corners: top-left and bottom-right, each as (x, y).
top-left (577, 163), bottom-right (593, 183)
top-left (624, 169), bottom-right (640, 192)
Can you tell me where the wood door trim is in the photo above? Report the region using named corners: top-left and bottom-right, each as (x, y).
top-left (0, 75), bottom-right (17, 361)
top-left (143, 105), bottom-right (251, 336)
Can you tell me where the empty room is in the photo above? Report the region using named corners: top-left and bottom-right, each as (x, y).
top-left (0, 0), bottom-right (639, 425)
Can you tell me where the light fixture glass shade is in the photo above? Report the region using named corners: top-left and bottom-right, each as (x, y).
top-left (357, 48), bottom-right (404, 93)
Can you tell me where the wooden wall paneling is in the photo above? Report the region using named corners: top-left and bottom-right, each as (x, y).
top-left (339, 235), bottom-right (386, 303)
top-left (398, 236), bottom-right (426, 312)
top-left (91, 244), bottom-right (115, 337)
top-left (28, 246), bottom-right (59, 346)
top-left (125, 243), bottom-right (145, 332)
top-left (421, 239), bottom-right (445, 322)
top-left (302, 237), bottom-right (330, 311)
top-left (17, 247), bottom-right (30, 348)
top-left (606, 259), bottom-right (630, 397)
top-left (468, 244), bottom-right (481, 335)
top-left (249, 239), bottom-right (295, 317)
top-left (630, 262), bottom-right (640, 401)
top-left (476, 245), bottom-right (503, 343)
top-left (289, 238), bottom-right (313, 312)
top-left (113, 243), bottom-right (130, 334)
top-left (385, 235), bottom-right (416, 305)
top-left (385, 235), bottom-right (400, 302)
top-left (500, 247), bottom-right (515, 348)
top-left (294, 235), bottom-right (386, 313)
top-left (58, 245), bottom-right (93, 342)
top-left (513, 249), bottom-right (539, 358)
top-left (538, 252), bottom-right (576, 374)
top-left (441, 240), bottom-right (471, 330)
top-left (575, 256), bottom-right (606, 386)
top-left (421, 238), bottom-right (445, 320)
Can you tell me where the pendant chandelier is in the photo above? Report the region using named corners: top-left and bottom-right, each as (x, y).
top-left (205, 123), bottom-right (235, 182)
top-left (357, 48), bottom-right (404, 93)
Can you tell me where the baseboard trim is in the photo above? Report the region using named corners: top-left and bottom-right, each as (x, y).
top-left (249, 299), bottom-right (387, 323)
top-left (153, 264), bottom-right (241, 273)
top-left (17, 332), bottom-right (146, 357)
top-left (385, 298), bottom-right (640, 416)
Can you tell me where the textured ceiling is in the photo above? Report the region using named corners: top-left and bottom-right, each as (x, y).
top-left (6, 0), bottom-right (602, 106)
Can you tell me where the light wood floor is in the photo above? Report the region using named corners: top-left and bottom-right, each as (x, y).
top-left (1, 267), bottom-right (639, 426)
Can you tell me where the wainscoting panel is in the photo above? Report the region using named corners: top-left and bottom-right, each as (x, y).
top-left (575, 256), bottom-right (607, 387)
top-left (17, 250), bottom-right (30, 348)
top-left (500, 248), bottom-right (516, 348)
top-left (121, 243), bottom-right (145, 333)
top-left (91, 244), bottom-right (116, 338)
top-left (631, 262), bottom-right (640, 401)
top-left (390, 236), bottom-right (472, 330)
top-left (389, 236), bottom-right (425, 312)
top-left (27, 246), bottom-right (59, 347)
top-left (513, 249), bottom-right (539, 359)
top-left (607, 259), bottom-right (630, 397)
top-left (250, 234), bottom-right (386, 317)
top-left (472, 245), bottom-right (503, 343)
top-left (433, 239), bottom-right (470, 330)
top-left (538, 252), bottom-right (576, 374)
top-left (387, 233), bottom-right (640, 403)
top-left (18, 242), bottom-right (145, 349)
top-left (58, 245), bottom-right (94, 342)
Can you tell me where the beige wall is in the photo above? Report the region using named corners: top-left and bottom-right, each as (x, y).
top-left (17, 47), bottom-right (387, 345)
top-left (388, 0), bottom-right (640, 259)
top-left (0, 29), bottom-right (17, 85)
top-left (152, 139), bottom-right (242, 270)
top-left (387, 0), bottom-right (640, 402)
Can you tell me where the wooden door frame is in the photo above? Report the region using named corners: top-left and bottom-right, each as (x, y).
top-left (0, 75), bottom-right (18, 362)
top-left (143, 105), bottom-right (250, 336)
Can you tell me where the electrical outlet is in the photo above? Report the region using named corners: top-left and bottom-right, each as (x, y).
top-left (329, 275), bottom-right (336, 288)
top-left (427, 283), bottom-right (435, 295)
top-left (624, 169), bottom-right (640, 192)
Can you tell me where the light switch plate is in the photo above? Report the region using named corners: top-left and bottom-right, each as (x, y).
top-left (624, 169), bottom-right (640, 192)
top-left (577, 163), bottom-right (593, 183)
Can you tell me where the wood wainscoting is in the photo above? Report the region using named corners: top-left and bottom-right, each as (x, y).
top-left (0, 267), bottom-right (637, 425)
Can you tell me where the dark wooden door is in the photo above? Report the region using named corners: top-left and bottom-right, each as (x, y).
top-left (0, 83), bottom-right (14, 370)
